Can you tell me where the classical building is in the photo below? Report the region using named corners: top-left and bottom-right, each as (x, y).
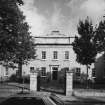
top-left (25, 31), bottom-right (87, 80)
top-left (0, 31), bottom-right (93, 82)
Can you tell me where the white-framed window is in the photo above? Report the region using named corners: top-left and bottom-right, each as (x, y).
top-left (30, 67), bottom-right (34, 73)
top-left (53, 51), bottom-right (58, 59)
top-left (76, 68), bottom-right (81, 76)
top-left (64, 67), bottom-right (69, 72)
top-left (92, 68), bottom-right (96, 77)
top-left (42, 51), bottom-right (46, 59)
top-left (5, 67), bottom-right (9, 75)
top-left (65, 51), bottom-right (69, 59)
top-left (41, 67), bottom-right (46, 76)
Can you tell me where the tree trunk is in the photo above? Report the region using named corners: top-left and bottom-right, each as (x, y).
top-left (86, 64), bottom-right (89, 88)
top-left (18, 59), bottom-right (22, 78)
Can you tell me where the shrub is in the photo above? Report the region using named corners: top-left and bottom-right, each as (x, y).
top-left (9, 74), bottom-right (17, 82)
top-left (9, 74), bottom-right (30, 84)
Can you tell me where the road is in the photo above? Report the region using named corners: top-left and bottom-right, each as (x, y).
top-left (1, 83), bottom-right (105, 105)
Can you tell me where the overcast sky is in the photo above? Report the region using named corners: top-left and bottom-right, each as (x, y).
top-left (20, 0), bottom-right (105, 36)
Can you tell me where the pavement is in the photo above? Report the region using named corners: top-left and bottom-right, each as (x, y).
top-left (1, 82), bottom-right (105, 104)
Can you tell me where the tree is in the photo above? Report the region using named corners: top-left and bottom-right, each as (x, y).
top-left (72, 18), bottom-right (97, 87)
top-left (0, 0), bottom-right (23, 62)
top-left (94, 20), bottom-right (105, 53)
top-left (0, 0), bottom-right (36, 77)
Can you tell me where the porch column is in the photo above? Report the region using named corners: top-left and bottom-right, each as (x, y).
top-left (30, 69), bottom-right (38, 92)
top-left (66, 71), bottom-right (73, 96)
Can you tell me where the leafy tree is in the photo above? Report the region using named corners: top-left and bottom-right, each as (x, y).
top-left (0, 0), bottom-right (23, 62)
top-left (0, 0), bottom-right (36, 77)
top-left (72, 18), bottom-right (97, 87)
top-left (94, 20), bottom-right (105, 53)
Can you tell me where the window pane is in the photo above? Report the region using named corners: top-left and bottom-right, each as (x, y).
top-left (65, 67), bottom-right (69, 71)
top-left (41, 67), bottom-right (46, 76)
top-left (5, 67), bottom-right (9, 75)
top-left (53, 51), bottom-right (58, 59)
top-left (76, 68), bottom-right (80, 76)
top-left (30, 67), bottom-right (34, 73)
top-left (42, 51), bottom-right (46, 59)
top-left (65, 51), bottom-right (69, 59)
top-left (92, 68), bottom-right (96, 77)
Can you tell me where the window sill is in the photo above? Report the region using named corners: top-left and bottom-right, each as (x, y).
top-left (41, 76), bottom-right (47, 77)
top-left (64, 59), bottom-right (69, 61)
top-left (52, 59), bottom-right (59, 61)
top-left (41, 59), bottom-right (47, 61)
top-left (92, 77), bottom-right (96, 78)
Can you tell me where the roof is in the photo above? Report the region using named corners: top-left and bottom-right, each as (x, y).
top-left (33, 31), bottom-right (75, 45)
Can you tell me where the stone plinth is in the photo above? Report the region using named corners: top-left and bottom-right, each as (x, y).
top-left (30, 71), bottom-right (38, 91)
top-left (66, 71), bottom-right (73, 96)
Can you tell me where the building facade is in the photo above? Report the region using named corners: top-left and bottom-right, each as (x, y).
top-left (0, 31), bottom-right (93, 82)
top-left (26, 31), bottom-right (88, 81)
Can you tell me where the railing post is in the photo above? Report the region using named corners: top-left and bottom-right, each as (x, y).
top-left (30, 69), bottom-right (38, 92)
top-left (66, 71), bottom-right (73, 96)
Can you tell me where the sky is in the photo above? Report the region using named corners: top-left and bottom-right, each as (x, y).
top-left (20, 0), bottom-right (105, 36)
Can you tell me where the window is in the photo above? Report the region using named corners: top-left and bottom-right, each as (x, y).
top-left (41, 67), bottom-right (46, 76)
top-left (92, 68), bottom-right (96, 77)
top-left (64, 67), bottom-right (69, 72)
top-left (76, 68), bottom-right (80, 76)
top-left (30, 67), bottom-right (34, 70)
top-left (53, 51), bottom-right (58, 59)
top-left (42, 51), bottom-right (46, 59)
top-left (5, 67), bottom-right (9, 75)
top-left (65, 51), bottom-right (69, 59)
top-left (30, 67), bottom-right (34, 73)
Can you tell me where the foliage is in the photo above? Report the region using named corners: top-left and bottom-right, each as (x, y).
top-left (0, 0), bottom-right (24, 62)
top-left (9, 74), bottom-right (30, 83)
top-left (94, 20), bottom-right (105, 53)
top-left (72, 18), bottom-right (97, 66)
top-left (0, 0), bottom-right (36, 77)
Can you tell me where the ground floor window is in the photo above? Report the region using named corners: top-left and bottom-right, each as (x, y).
top-left (64, 67), bottom-right (69, 72)
top-left (5, 67), bottom-right (9, 76)
top-left (75, 68), bottom-right (81, 76)
top-left (30, 67), bottom-right (34, 73)
top-left (92, 68), bottom-right (96, 77)
top-left (41, 67), bottom-right (46, 76)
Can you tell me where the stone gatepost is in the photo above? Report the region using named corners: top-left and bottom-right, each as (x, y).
top-left (66, 71), bottom-right (73, 96)
top-left (30, 68), bottom-right (38, 92)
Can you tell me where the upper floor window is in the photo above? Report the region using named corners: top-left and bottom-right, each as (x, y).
top-left (65, 51), bottom-right (69, 59)
top-left (41, 67), bottom-right (46, 76)
top-left (42, 51), bottom-right (46, 59)
top-left (53, 51), bottom-right (58, 59)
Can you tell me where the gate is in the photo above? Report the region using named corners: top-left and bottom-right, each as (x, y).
top-left (37, 68), bottom-right (66, 94)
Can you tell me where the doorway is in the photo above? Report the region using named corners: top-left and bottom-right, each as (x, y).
top-left (52, 67), bottom-right (58, 80)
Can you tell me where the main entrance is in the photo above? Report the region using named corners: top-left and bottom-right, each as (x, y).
top-left (52, 66), bottom-right (58, 80)
top-left (39, 66), bottom-right (66, 94)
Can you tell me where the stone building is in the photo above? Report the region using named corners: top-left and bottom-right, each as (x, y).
top-left (25, 31), bottom-right (87, 81)
top-left (0, 31), bottom-right (93, 82)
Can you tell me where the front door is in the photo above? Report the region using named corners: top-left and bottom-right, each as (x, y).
top-left (52, 67), bottom-right (58, 80)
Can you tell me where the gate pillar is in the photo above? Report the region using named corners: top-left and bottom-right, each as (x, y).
top-left (30, 69), bottom-right (38, 92)
top-left (66, 71), bottom-right (73, 96)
